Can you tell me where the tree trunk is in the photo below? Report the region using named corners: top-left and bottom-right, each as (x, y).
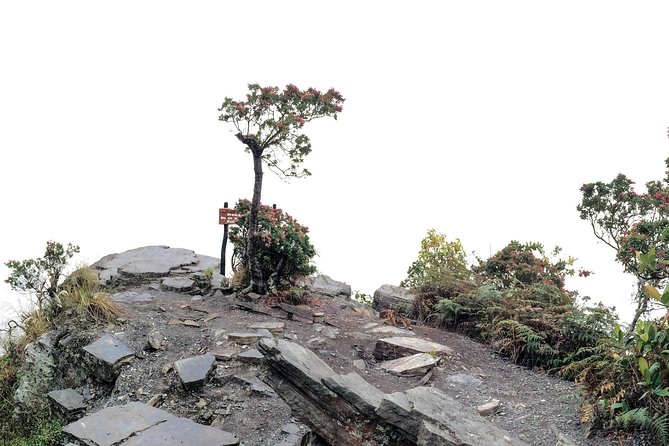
top-left (626, 279), bottom-right (650, 340)
top-left (247, 150), bottom-right (267, 294)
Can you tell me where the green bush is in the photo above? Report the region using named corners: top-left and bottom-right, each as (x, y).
top-left (229, 200), bottom-right (316, 292)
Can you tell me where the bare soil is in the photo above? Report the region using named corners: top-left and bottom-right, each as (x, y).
top-left (87, 284), bottom-right (644, 446)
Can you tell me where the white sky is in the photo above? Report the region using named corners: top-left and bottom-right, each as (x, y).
top-left (1, 1), bottom-right (669, 325)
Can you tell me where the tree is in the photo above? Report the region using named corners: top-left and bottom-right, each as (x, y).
top-left (400, 229), bottom-right (469, 290)
top-left (228, 199), bottom-right (316, 292)
top-left (577, 157), bottom-right (669, 335)
top-left (5, 241), bottom-right (80, 312)
top-left (218, 84), bottom-right (344, 294)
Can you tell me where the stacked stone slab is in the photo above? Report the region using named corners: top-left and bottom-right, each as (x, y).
top-left (63, 402), bottom-right (239, 445)
top-left (258, 338), bottom-right (527, 446)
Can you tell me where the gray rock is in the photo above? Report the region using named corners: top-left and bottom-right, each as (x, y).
top-left (161, 276), bottom-right (195, 292)
top-left (238, 348), bottom-right (265, 364)
top-left (310, 275), bottom-right (351, 297)
top-left (47, 388), bottom-right (86, 416)
top-left (367, 325), bottom-right (415, 336)
top-left (478, 399), bottom-right (501, 416)
top-left (111, 291), bottom-right (154, 302)
top-left (446, 373), bottom-right (483, 386)
top-left (372, 284), bottom-right (416, 314)
top-left (63, 402), bottom-right (238, 446)
top-left (174, 353), bottom-right (216, 390)
top-left (352, 359), bottom-right (366, 371)
top-left (231, 374), bottom-right (275, 397)
top-left (256, 328), bottom-right (274, 338)
top-left (63, 402), bottom-right (175, 446)
top-left (307, 337), bottom-right (328, 348)
top-left (122, 417), bottom-right (239, 446)
top-left (82, 334), bottom-right (135, 382)
top-left (146, 330), bottom-right (164, 350)
top-left (322, 372), bottom-right (385, 417)
top-left (212, 347), bottom-right (239, 361)
top-left (373, 337), bottom-right (453, 360)
top-left (247, 321), bottom-right (285, 335)
top-left (228, 332), bottom-right (263, 345)
top-left (92, 246), bottom-right (199, 285)
top-left (379, 353), bottom-right (437, 376)
top-left (282, 423), bottom-right (300, 435)
top-left (259, 338), bottom-right (526, 446)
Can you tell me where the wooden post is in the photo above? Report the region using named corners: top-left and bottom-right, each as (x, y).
top-left (221, 202), bottom-right (229, 276)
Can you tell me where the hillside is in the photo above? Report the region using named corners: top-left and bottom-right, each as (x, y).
top-left (5, 246), bottom-right (641, 445)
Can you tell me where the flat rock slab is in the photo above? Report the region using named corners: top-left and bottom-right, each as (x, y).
top-left (92, 246), bottom-right (200, 284)
top-left (367, 325), bottom-right (415, 336)
top-left (174, 352), bottom-right (216, 390)
top-left (228, 332), bottom-right (263, 345)
top-left (47, 388), bottom-right (86, 415)
top-left (82, 334), bottom-right (135, 382)
top-left (310, 274), bottom-right (351, 297)
top-left (63, 402), bottom-right (238, 446)
top-left (379, 353), bottom-right (437, 376)
top-left (161, 276), bottom-right (195, 292)
top-left (373, 337), bottom-right (453, 360)
top-left (122, 417), bottom-right (239, 446)
top-left (111, 291), bottom-right (154, 303)
top-left (247, 321), bottom-right (285, 335)
top-left (372, 284), bottom-right (416, 315)
top-left (63, 402), bottom-right (175, 446)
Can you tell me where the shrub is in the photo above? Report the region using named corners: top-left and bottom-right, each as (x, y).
top-left (229, 199), bottom-right (316, 292)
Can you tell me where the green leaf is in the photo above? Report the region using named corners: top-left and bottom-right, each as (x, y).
top-left (639, 357), bottom-right (649, 376)
top-left (653, 387), bottom-right (669, 397)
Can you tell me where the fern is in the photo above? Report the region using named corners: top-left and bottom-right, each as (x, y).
top-left (615, 409), bottom-right (669, 445)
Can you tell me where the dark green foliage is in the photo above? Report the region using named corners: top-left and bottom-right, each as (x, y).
top-left (229, 200), bottom-right (316, 292)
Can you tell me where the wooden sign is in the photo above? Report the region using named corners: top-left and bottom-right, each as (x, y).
top-left (219, 208), bottom-right (242, 225)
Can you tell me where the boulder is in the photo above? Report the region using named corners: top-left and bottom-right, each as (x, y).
top-left (379, 353), bottom-right (437, 376)
top-left (372, 284), bottom-right (416, 314)
top-left (309, 275), bottom-right (351, 298)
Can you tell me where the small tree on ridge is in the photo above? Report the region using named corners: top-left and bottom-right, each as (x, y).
top-left (218, 83), bottom-right (344, 293)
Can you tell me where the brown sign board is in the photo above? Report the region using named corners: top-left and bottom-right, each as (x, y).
top-left (219, 208), bottom-right (242, 225)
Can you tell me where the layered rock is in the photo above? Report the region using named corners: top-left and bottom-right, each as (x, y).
top-left (258, 338), bottom-right (526, 446)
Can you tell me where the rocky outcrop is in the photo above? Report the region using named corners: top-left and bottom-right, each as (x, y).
top-left (91, 246), bottom-right (224, 289)
top-left (372, 284), bottom-right (415, 314)
top-left (258, 338), bottom-right (527, 446)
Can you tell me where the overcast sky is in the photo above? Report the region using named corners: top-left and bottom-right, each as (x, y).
top-left (1, 1), bottom-right (669, 325)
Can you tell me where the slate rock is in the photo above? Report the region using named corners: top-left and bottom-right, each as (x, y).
top-left (111, 291), bottom-right (154, 303)
top-left (161, 276), bottom-right (195, 292)
top-left (367, 325), bottom-right (415, 336)
top-left (372, 284), bottom-right (416, 315)
top-left (47, 388), bottom-right (86, 416)
top-left (174, 352), bottom-right (216, 390)
top-left (238, 348), bottom-right (265, 364)
top-left (379, 353), bottom-right (437, 376)
top-left (247, 321), bottom-right (285, 335)
top-left (82, 334), bottom-right (135, 382)
top-left (63, 402), bottom-right (175, 446)
top-left (228, 332), bottom-right (263, 345)
top-left (446, 373), bottom-right (483, 386)
top-left (373, 337), bottom-right (452, 360)
top-left (122, 417), bottom-right (239, 446)
top-left (310, 274), bottom-right (352, 297)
